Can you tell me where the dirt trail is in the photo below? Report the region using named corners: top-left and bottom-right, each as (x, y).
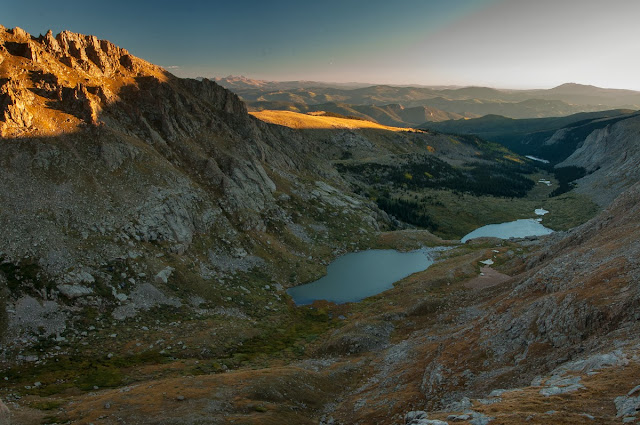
top-left (464, 266), bottom-right (511, 289)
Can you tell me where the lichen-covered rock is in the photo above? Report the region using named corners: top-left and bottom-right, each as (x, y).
top-left (154, 267), bottom-right (175, 284)
top-left (615, 393), bottom-right (640, 418)
top-left (8, 296), bottom-right (66, 339)
top-left (112, 283), bottom-right (181, 320)
top-left (57, 284), bottom-right (93, 299)
top-left (404, 411), bottom-right (448, 425)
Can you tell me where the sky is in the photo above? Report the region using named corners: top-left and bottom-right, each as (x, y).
top-left (5, 0), bottom-right (640, 90)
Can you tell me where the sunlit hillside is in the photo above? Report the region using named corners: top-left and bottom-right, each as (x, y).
top-left (250, 110), bottom-right (421, 132)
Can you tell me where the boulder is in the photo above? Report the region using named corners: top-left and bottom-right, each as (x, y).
top-left (404, 411), bottom-right (448, 425)
top-left (615, 394), bottom-right (640, 418)
top-left (154, 267), bottom-right (175, 285)
top-left (57, 284), bottom-right (93, 299)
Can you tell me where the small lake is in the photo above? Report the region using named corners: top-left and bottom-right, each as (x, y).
top-left (461, 218), bottom-right (553, 243)
top-left (287, 248), bottom-right (436, 305)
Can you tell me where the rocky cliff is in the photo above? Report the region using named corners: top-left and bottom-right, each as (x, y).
top-left (0, 26), bottom-right (386, 356)
top-left (557, 114), bottom-right (640, 205)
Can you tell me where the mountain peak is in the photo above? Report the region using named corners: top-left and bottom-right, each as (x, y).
top-left (0, 26), bottom-right (173, 136)
top-left (551, 82), bottom-right (599, 91)
top-left (549, 82), bottom-right (640, 95)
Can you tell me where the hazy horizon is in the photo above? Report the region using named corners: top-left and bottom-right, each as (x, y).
top-left (209, 76), bottom-right (640, 92)
top-left (6, 0), bottom-right (640, 90)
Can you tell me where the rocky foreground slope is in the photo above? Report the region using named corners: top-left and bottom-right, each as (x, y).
top-left (11, 180), bottom-right (637, 425)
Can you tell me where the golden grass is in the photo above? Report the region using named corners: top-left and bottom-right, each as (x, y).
top-left (424, 360), bottom-right (640, 425)
top-left (250, 110), bottom-right (414, 131)
top-left (57, 361), bottom-right (362, 425)
top-left (504, 154), bottom-right (524, 163)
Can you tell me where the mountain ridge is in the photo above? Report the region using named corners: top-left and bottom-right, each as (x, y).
top-left (0, 25), bottom-right (390, 355)
top-left (420, 109), bottom-right (639, 163)
top-left (214, 77), bottom-right (640, 121)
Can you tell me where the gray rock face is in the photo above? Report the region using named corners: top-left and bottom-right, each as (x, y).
top-left (154, 267), bottom-right (175, 285)
top-left (487, 389), bottom-right (508, 398)
top-left (205, 252), bottom-right (265, 277)
top-left (447, 414), bottom-right (470, 422)
top-left (404, 411), bottom-right (448, 425)
top-left (443, 397), bottom-right (472, 412)
top-left (57, 284), bottom-right (94, 299)
top-left (405, 411), bottom-right (429, 423)
top-left (615, 393), bottom-right (640, 418)
top-left (421, 362), bottom-right (452, 400)
top-left (549, 351), bottom-right (628, 376)
top-left (531, 350), bottom-right (628, 399)
top-left (312, 181), bottom-right (362, 208)
top-left (319, 415), bottom-right (336, 425)
top-left (558, 115), bottom-right (640, 206)
top-left (540, 383), bottom-right (584, 397)
top-left (63, 271), bottom-right (96, 285)
top-left (8, 296), bottom-right (67, 339)
top-left (112, 283), bottom-right (181, 321)
top-left (469, 413), bottom-right (493, 425)
top-left (132, 188), bottom-right (206, 246)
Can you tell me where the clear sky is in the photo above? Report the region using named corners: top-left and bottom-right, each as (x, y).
top-left (5, 0), bottom-right (640, 89)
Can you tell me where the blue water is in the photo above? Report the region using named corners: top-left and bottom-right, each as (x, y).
top-left (461, 218), bottom-right (553, 243)
top-left (287, 248), bottom-right (436, 305)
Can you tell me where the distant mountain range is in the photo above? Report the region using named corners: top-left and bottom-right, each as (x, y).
top-left (215, 77), bottom-right (640, 122)
top-left (212, 75), bottom-right (373, 91)
top-left (420, 109), bottom-right (640, 164)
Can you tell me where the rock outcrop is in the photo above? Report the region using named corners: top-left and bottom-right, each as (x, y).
top-left (0, 79), bottom-right (34, 134)
top-left (557, 113), bottom-right (640, 205)
top-left (54, 30), bottom-right (133, 76)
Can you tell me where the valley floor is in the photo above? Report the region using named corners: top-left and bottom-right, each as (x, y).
top-left (4, 203), bottom-right (640, 425)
